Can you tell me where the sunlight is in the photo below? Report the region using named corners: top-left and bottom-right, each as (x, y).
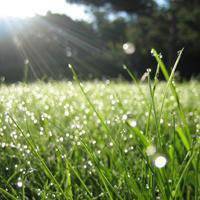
top-left (0, 0), bottom-right (89, 20)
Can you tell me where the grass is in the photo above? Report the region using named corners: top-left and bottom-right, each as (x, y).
top-left (0, 51), bottom-right (199, 199)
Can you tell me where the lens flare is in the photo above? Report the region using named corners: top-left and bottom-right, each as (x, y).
top-left (123, 42), bottom-right (135, 54)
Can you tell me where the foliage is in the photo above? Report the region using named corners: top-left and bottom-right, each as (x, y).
top-left (68, 0), bottom-right (200, 78)
top-left (67, 0), bottom-right (156, 14)
top-left (0, 0), bottom-right (200, 82)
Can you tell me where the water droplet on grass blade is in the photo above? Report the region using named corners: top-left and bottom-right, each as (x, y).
top-left (151, 49), bottom-right (156, 56)
top-left (68, 64), bottom-right (72, 69)
top-left (1, 142), bottom-right (6, 148)
top-left (122, 114), bottom-right (128, 121)
top-left (17, 181), bottom-right (23, 188)
top-left (24, 59), bottom-right (29, 65)
top-left (128, 119), bottom-right (137, 127)
top-left (153, 155), bottom-right (167, 168)
top-left (123, 65), bottom-right (127, 70)
top-left (146, 145), bottom-right (156, 156)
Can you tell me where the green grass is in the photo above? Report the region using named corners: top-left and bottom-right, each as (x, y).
top-left (0, 52), bottom-right (200, 199)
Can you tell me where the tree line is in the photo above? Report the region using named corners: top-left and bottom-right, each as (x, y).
top-left (0, 0), bottom-right (199, 82)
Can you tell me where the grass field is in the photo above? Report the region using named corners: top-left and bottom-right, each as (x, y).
top-left (0, 52), bottom-right (200, 199)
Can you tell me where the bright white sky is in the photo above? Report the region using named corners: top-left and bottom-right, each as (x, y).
top-left (0, 0), bottom-right (91, 21)
top-left (0, 0), bottom-right (166, 21)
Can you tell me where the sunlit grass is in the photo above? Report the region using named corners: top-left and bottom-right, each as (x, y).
top-left (0, 51), bottom-right (199, 199)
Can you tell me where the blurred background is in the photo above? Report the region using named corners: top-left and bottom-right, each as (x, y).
top-left (0, 0), bottom-right (199, 82)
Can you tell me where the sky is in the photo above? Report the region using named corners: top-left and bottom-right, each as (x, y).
top-left (0, 0), bottom-right (167, 21)
top-left (156, 0), bottom-right (168, 7)
top-left (0, 0), bottom-right (91, 21)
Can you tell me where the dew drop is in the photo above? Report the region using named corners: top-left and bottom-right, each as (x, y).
top-left (129, 119), bottom-right (137, 127)
top-left (146, 145), bottom-right (156, 156)
top-left (154, 155), bottom-right (167, 168)
top-left (109, 142), bottom-right (113, 147)
top-left (17, 181), bottom-right (23, 188)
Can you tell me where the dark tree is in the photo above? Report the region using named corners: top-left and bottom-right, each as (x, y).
top-left (67, 0), bottom-right (200, 78)
top-left (66, 0), bottom-right (156, 15)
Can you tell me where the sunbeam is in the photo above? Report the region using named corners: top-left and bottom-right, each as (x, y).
top-left (1, 14), bottom-right (108, 81)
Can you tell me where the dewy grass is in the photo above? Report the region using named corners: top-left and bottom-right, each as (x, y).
top-left (8, 115), bottom-right (70, 200)
top-left (0, 50), bottom-right (199, 199)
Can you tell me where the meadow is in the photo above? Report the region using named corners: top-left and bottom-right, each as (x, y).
top-left (0, 51), bottom-right (200, 199)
